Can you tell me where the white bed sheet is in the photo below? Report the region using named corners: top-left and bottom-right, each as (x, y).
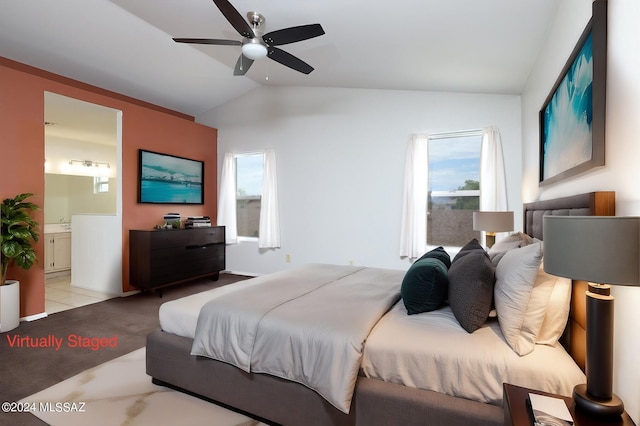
top-left (360, 301), bottom-right (586, 406)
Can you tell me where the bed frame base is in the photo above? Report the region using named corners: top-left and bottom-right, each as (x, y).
top-left (146, 330), bottom-right (501, 426)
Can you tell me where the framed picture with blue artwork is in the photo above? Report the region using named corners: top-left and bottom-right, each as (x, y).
top-left (138, 149), bottom-right (204, 204)
top-left (539, 0), bottom-right (607, 187)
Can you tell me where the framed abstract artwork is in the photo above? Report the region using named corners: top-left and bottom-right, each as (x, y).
top-left (138, 149), bottom-right (204, 204)
top-left (539, 0), bottom-right (607, 187)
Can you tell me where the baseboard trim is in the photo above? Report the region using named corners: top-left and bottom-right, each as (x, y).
top-left (22, 312), bottom-right (48, 322)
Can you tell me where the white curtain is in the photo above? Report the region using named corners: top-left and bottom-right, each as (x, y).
top-left (399, 134), bottom-right (429, 259)
top-left (480, 126), bottom-right (508, 211)
top-left (258, 149), bottom-right (281, 248)
top-left (217, 152), bottom-right (238, 244)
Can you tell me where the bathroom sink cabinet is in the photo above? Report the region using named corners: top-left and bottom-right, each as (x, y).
top-left (44, 232), bottom-right (72, 273)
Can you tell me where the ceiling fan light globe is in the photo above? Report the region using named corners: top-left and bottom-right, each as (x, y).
top-left (242, 42), bottom-right (267, 60)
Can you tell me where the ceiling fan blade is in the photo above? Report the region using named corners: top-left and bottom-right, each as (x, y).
top-left (263, 24), bottom-right (325, 46)
top-left (173, 38), bottom-right (241, 46)
top-left (233, 54), bottom-right (254, 76)
top-left (268, 47), bottom-right (314, 74)
top-left (212, 0), bottom-right (254, 38)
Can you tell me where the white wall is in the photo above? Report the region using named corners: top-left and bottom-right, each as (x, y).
top-left (71, 214), bottom-right (122, 295)
top-left (521, 0), bottom-right (640, 422)
top-left (198, 87), bottom-right (521, 275)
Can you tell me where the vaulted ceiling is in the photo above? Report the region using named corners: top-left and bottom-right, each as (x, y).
top-left (0, 0), bottom-right (559, 118)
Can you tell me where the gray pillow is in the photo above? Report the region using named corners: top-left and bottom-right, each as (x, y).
top-left (448, 250), bottom-right (496, 333)
top-left (488, 232), bottom-right (534, 265)
top-left (452, 238), bottom-right (484, 263)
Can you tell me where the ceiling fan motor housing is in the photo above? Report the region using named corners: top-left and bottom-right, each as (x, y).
top-left (246, 11), bottom-right (265, 28)
top-left (241, 11), bottom-right (267, 59)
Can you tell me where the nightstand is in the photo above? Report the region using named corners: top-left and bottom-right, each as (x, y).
top-left (503, 383), bottom-right (635, 426)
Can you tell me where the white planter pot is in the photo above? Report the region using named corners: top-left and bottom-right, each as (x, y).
top-left (0, 280), bottom-right (20, 332)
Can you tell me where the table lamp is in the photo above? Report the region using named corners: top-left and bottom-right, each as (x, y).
top-left (472, 211), bottom-right (514, 248)
top-left (543, 215), bottom-right (640, 417)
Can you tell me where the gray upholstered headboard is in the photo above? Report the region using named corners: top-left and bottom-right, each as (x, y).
top-left (522, 191), bottom-right (615, 371)
top-left (523, 192), bottom-right (615, 240)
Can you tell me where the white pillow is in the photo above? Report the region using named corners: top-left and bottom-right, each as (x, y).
top-left (535, 262), bottom-right (572, 345)
top-left (488, 232), bottom-right (535, 265)
top-left (495, 242), bottom-right (548, 355)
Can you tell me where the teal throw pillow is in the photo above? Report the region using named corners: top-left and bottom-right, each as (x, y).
top-left (401, 247), bottom-right (451, 314)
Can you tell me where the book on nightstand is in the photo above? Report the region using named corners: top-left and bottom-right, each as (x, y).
top-left (528, 393), bottom-right (574, 426)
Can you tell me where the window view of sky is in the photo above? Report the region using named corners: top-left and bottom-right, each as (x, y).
top-left (428, 135), bottom-right (481, 191)
top-left (236, 153), bottom-right (264, 196)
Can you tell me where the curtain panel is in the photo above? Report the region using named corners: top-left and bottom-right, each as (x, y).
top-left (399, 134), bottom-right (429, 259)
top-left (480, 126), bottom-right (509, 243)
top-left (258, 149), bottom-right (281, 248)
top-left (480, 126), bottom-right (508, 211)
top-left (217, 152), bottom-right (238, 244)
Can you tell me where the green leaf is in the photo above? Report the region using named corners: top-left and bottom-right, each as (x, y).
top-left (1, 240), bottom-right (22, 259)
top-left (15, 251), bottom-right (36, 269)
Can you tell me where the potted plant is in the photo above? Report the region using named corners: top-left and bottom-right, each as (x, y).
top-left (1, 193), bottom-right (39, 332)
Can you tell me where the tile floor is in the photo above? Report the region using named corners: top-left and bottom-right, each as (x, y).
top-left (45, 273), bottom-right (116, 314)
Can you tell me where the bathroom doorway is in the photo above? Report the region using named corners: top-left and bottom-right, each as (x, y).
top-left (44, 92), bottom-right (123, 313)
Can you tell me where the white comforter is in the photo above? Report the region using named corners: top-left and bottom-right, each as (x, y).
top-left (190, 264), bottom-right (403, 413)
top-left (361, 302), bottom-right (586, 406)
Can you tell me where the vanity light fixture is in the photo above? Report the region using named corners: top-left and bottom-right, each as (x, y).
top-left (68, 159), bottom-right (110, 168)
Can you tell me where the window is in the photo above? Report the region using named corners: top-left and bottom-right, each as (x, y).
top-left (93, 176), bottom-right (109, 193)
top-left (427, 132), bottom-right (482, 247)
top-left (235, 153), bottom-right (264, 238)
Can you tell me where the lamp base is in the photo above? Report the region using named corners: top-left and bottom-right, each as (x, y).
top-left (573, 384), bottom-right (624, 417)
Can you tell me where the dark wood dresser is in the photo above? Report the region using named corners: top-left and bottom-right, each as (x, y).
top-left (129, 226), bottom-right (225, 292)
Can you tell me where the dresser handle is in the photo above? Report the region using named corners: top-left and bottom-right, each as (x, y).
top-left (185, 243), bottom-right (216, 250)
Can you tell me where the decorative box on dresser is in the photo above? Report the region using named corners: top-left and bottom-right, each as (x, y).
top-left (129, 226), bottom-right (225, 293)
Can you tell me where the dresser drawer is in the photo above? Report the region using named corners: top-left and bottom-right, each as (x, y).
top-left (129, 226), bottom-right (225, 291)
top-left (149, 227), bottom-right (224, 249)
top-left (150, 244), bottom-right (224, 285)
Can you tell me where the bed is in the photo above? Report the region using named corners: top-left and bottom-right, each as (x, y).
top-left (146, 191), bottom-right (615, 426)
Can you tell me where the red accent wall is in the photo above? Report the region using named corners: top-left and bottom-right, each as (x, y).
top-left (0, 57), bottom-right (218, 318)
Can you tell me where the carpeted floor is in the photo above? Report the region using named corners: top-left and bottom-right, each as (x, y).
top-left (0, 274), bottom-right (249, 425)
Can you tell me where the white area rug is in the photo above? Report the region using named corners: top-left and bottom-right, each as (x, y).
top-left (21, 348), bottom-right (266, 426)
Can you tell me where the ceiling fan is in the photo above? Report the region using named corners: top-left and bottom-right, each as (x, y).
top-left (173, 0), bottom-right (325, 76)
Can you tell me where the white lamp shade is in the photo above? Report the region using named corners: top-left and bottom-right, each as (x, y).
top-left (241, 42), bottom-right (268, 60)
top-left (543, 216), bottom-right (640, 286)
top-left (472, 211), bottom-right (514, 232)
